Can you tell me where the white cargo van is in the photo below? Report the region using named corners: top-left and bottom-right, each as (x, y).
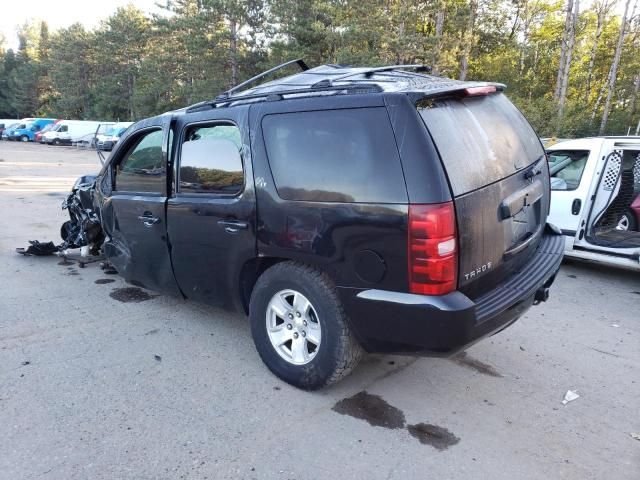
top-left (547, 136), bottom-right (640, 270)
top-left (43, 121), bottom-right (115, 146)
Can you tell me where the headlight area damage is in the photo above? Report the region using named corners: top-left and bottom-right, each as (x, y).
top-left (60, 175), bottom-right (104, 254)
top-left (16, 175), bottom-right (105, 257)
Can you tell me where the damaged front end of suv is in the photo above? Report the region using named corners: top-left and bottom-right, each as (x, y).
top-left (60, 174), bottom-right (104, 255)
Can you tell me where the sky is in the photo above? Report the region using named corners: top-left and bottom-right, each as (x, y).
top-left (1, 0), bottom-right (162, 50)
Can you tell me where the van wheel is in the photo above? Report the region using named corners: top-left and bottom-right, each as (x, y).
top-left (53, 138), bottom-right (61, 146)
top-left (20, 135), bottom-right (29, 142)
top-left (249, 262), bottom-right (363, 390)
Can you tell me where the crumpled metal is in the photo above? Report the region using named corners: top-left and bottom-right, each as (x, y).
top-left (60, 174), bottom-right (104, 253)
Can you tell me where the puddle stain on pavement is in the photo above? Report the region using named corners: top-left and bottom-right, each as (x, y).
top-left (95, 278), bottom-right (116, 285)
top-left (451, 352), bottom-right (502, 377)
top-left (332, 391), bottom-right (459, 450)
top-left (109, 287), bottom-right (157, 303)
top-left (407, 423), bottom-right (460, 450)
top-left (332, 391), bottom-right (405, 429)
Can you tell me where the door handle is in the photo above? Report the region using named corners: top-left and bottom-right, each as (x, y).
top-left (138, 212), bottom-right (161, 227)
top-left (571, 199), bottom-right (581, 215)
top-left (218, 219), bottom-right (249, 234)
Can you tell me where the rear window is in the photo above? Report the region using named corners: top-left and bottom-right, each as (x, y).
top-left (418, 93), bottom-right (543, 196)
top-left (262, 108), bottom-right (407, 203)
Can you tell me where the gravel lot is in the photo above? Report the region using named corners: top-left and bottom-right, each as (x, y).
top-left (1, 141), bottom-right (639, 480)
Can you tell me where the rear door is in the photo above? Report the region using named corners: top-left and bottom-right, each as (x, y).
top-left (100, 118), bottom-right (181, 295)
top-left (166, 108), bottom-right (256, 309)
top-left (418, 92), bottom-right (549, 299)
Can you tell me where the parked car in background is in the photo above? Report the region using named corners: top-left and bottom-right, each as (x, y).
top-left (35, 120), bottom-right (62, 143)
top-left (0, 119), bottom-right (19, 140)
top-left (547, 136), bottom-right (640, 270)
top-left (96, 122), bottom-right (134, 151)
top-left (59, 62), bottom-right (563, 389)
top-left (2, 118), bottom-right (34, 140)
top-left (8, 118), bottom-right (56, 142)
top-left (43, 121), bottom-right (114, 146)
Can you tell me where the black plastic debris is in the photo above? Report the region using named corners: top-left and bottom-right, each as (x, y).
top-left (16, 240), bottom-right (59, 256)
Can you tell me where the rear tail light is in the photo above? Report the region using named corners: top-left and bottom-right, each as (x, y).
top-left (408, 202), bottom-right (457, 295)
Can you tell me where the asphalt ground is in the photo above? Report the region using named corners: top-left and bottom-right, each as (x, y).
top-left (1, 141), bottom-right (639, 479)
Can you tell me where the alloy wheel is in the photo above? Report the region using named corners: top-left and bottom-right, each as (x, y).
top-left (266, 289), bottom-right (321, 365)
top-left (616, 214), bottom-right (630, 231)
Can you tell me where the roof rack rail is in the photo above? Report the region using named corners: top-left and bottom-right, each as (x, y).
top-left (312, 64), bottom-right (430, 88)
top-left (215, 59), bottom-right (309, 101)
top-left (185, 83), bottom-right (383, 113)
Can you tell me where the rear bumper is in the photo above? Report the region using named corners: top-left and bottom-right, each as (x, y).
top-left (338, 227), bottom-right (564, 355)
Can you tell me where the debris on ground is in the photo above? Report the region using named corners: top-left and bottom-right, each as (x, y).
top-left (16, 240), bottom-right (59, 256)
top-left (562, 390), bottom-right (580, 405)
top-left (630, 433), bottom-right (640, 441)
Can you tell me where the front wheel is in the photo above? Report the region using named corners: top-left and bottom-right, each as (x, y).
top-left (53, 138), bottom-right (61, 146)
top-left (20, 135), bottom-right (29, 142)
top-left (249, 262), bottom-right (363, 390)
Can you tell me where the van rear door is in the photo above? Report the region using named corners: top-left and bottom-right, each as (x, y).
top-left (418, 92), bottom-right (549, 299)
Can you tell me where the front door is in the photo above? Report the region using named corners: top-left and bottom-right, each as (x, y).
top-left (100, 123), bottom-right (180, 295)
top-left (167, 110), bottom-right (256, 309)
top-left (548, 149), bottom-right (592, 235)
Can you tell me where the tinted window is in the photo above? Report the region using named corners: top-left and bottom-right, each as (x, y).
top-left (262, 108), bottom-right (406, 203)
top-left (418, 93), bottom-right (544, 196)
top-left (116, 129), bottom-right (165, 193)
top-left (179, 124), bottom-right (243, 195)
top-left (548, 150), bottom-right (589, 191)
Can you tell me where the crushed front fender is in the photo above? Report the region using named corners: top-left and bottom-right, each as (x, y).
top-left (60, 174), bottom-right (104, 253)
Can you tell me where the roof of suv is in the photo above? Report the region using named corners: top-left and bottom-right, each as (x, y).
top-left (183, 63), bottom-right (502, 113)
top-left (237, 64), bottom-right (491, 95)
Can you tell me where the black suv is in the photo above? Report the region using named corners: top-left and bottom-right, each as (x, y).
top-left (62, 61), bottom-right (563, 389)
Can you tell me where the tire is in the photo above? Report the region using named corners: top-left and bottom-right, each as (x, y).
top-left (617, 209), bottom-right (638, 231)
top-left (249, 262), bottom-right (363, 390)
top-left (53, 138), bottom-right (61, 146)
top-left (20, 135), bottom-right (29, 142)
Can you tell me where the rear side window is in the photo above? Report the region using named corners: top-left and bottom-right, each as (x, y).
top-left (418, 93), bottom-right (544, 196)
top-left (262, 108), bottom-right (407, 203)
top-left (178, 124), bottom-right (243, 195)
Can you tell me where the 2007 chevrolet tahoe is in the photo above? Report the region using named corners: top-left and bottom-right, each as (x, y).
top-left (59, 61), bottom-right (563, 389)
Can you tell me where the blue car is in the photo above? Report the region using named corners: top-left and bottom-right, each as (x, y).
top-left (9, 118), bottom-right (56, 142)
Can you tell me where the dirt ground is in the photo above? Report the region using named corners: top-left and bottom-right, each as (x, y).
top-left (1, 141), bottom-right (639, 480)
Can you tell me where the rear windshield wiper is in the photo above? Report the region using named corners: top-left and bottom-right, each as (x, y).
top-left (524, 154), bottom-right (547, 180)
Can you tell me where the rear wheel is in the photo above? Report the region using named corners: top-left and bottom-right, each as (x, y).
top-left (20, 135), bottom-right (29, 142)
top-left (249, 262), bottom-right (363, 390)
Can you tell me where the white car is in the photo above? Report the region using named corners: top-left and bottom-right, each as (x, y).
top-left (547, 136), bottom-right (640, 271)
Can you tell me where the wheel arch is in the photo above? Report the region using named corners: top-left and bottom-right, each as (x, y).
top-left (239, 256), bottom-right (289, 314)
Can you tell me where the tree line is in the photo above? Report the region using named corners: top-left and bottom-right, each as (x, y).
top-left (0, 0), bottom-right (638, 138)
